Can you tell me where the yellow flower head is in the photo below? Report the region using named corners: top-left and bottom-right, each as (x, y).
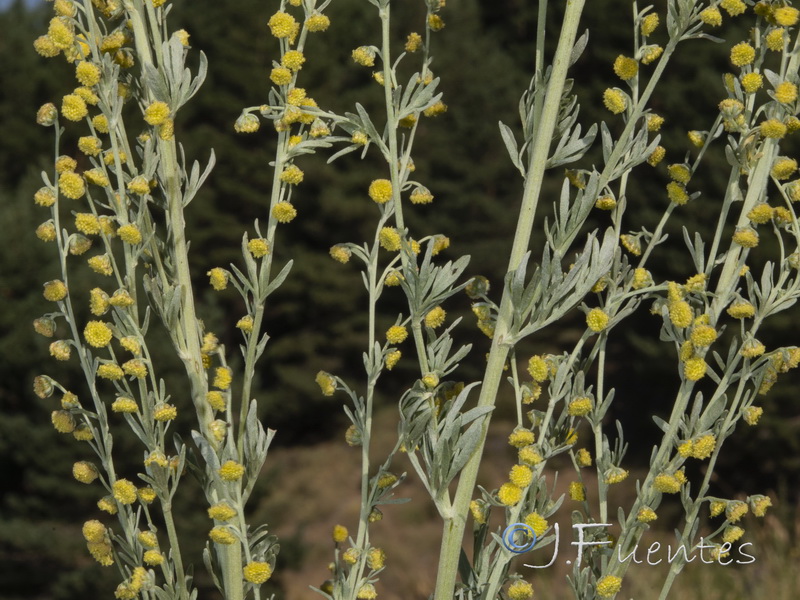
top-left (219, 460), bottom-right (245, 481)
top-left (691, 434), bottom-right (716, 459)
top-left (213, 366), bottom-right (232, 390)
top-left (306, 13), bottom-right (330, 32)
top-left (691, 324), bottom-right (717, 347)
top-left (153, 403), bottom-right (176, 421)
top-left (272, 201), bottom-right (297, 223)
top-left (743, 405), bottom-right (763, 425)
top-left (586, 308), bottom-right (609, 332)
top-left (666, 181), bottom-right (689, 205)
top-left (641, 13), bottom-right (659, 36)
top-left (405, 32), bottom-right (423, 52)
top-left (518, 445), bottom-right (543, 466)
top-left (316, 371), bottom-right (336, 396)
top-left (76, 61), bottom-right (101, 87)
top-left (469, 499), bottom-right (488, 524)
top-left (48, 16), bottom-right (74, 50)
top-left (270, 67), bottom-right (292, 86)
top-left (352, 46), bottom-right (375, 67)
top-left (208, 502), bottom-right (238, 521)
top-left (569, 481), bottom-right (586, 501)
top-left (112, 397), bottom-right (138, 413)
top-left (357, 583), bottom-right (377, 600)
top-left (332, 524), bottom-right (348, 543)
top-left (113, 479), bottom-right (137, 504)
top-left (774, 81), bottom-right (798, 104)
top-left (720, 0), bottom-right (747, 17)
top-left (603, 88), bottom-right (627, 114)
top-left (117, 224), bottom-right (142, 245)
top-left (605, 466), bottom-right (629, 484)
top-left (508, 580), bottom-right (534, 600)
top-left (386, 325), bottom-right (408, 344)
top-left (774, 6), bottom-right (799, 26)
top-left (568, 396), bottom-right (593, 417)
top-left (97, 362), bottom-right (123, 380)
top-left (613, 55), bottom-right (638, 81)
top-left (247, 238), bottom-right (270, 258)
top-left (654, 473), bottom-right (681, 493)
top-left (367, 547), bottom-right (386, 570)
top-left (648, 145), bottom-right (666, 166)
top-left (732, 227), bottom-right (759, 248)
top-left (730, 42), bottom-right (755, 67)
top-left (637, 507), bottom-right (657, 522)
top-left (428, 14), bottom-right (445, 31)
top-left (385, 349), bottom-right (402, 370)
top-left (760, 116), bottom-right (788, 138)
top-left (201, 270), bottom-right (227, 295)
top-left (751, 495), bottom-right (772, 516)
top-left (36, 221), bottom-right (57, 242)
top-left (379, 227), bottom-right (402, 251)
top-left (369, 179), bottom-right (393, 204)
top-left (497, 482), bottom-right (523, 506)
top-left (243, 561), bottom-right (273, 584)
top-left (668, 163), bottom-right (691, 184)
top-left (772, 158), bottom-right (797, 180)
top-left (84, 321), bottom-right (113, 348)
top-left (59, 171), bottom-right (85, 199)
top-left (424, 306), bottom-right (446, 328)
top-left (268, 11), bottom-right (297, 38)
top-left (43, 280), bottom-right (68, 302)
top-left (684, 357), bottom-right (707, 381)
top-left (508, 428), bottom-right (535, 448)
top-left (766, 28), bottom-right (786, 51)
top-left (329, 244), bottom-right (351, 263)
top-left (642, 45), bottom-right (664, 65)
top-left (726, 500), bottom-right (748, 522)
top-left (281, 51), bottom-right (305, 73)
top-left (596, 575), bottom-right (622, 598)
top-left (509, 464), bottom-right (533, 488)
top-left (209, 526), bottom-right (237, 545)
top-left (51, 409), bottom-right (75, 433)
top-left (144, 101), bottom-right (170, 126)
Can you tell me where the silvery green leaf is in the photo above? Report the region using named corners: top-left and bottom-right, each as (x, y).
top-left (327, 143), bottom-right (361, 164)
top-left (546, 122), bottom-right (598, 169)
top-left (569, 30), bottom-right (589, 66)
top-left (183, 150), bottom-right (216, 207)
top-left (202, 546), bottom-right (223, 593)
top-left (652, 416), bottom-right (669, 433)
top-left (355, 103), bottom-right (383, 147)
top-left (498, 121), bottom-right (525, 177)
top-left (600, 122), bottom-right (613, 164)
top-left (261, 260), bottom-right (293, 302)
top-left (682, 227), bottom-right (706, 273)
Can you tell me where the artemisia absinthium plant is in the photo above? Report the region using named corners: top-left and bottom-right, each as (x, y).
top-left (32, 0), bottom-right (800, 599)
top-left (32, 1), bottom-right (282, 599)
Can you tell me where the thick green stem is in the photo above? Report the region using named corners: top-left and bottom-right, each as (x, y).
top-left (162, 503), bottom-right (190, 600)
top-left (432, 2), bottom-right (587, 597)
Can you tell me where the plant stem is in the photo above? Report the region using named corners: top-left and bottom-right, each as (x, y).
top-left (162, 502), bottom-right (190, 600)
top-left (432, 2), bottom-right (587, 597)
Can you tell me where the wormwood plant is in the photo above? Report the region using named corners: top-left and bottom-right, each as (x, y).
top-left (29, 0), bottom-right (800, 599)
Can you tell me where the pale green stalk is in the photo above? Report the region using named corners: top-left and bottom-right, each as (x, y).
top-left (378, 4), bottom-right (430, 378)
top-left (237, 133), bottom-right (287, 456)
top-left (433, 3), bottom-right (587, 597)
top-left (127, 2), bottom-right (213, 439)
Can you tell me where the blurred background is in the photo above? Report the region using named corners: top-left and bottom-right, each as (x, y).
top-left (0, 0), bottom-right (798, 598)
